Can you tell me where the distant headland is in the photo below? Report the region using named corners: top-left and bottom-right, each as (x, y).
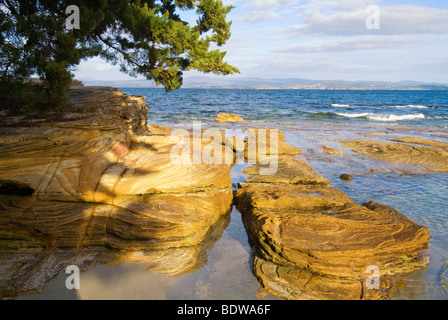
top-left (83, 76), bottom-right (448, 90)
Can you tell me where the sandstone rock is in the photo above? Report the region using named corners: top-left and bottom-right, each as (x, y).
top-left (393, 137), bottom-right (448, 150)
top-left (340, 174), bottom-right (353, 181)
top-left (236, 129), bottom-right (431, 300)
top-left (0, 86), bottom-right (233, 254)
top-left (237, 184), bottom-right (430, 300)
top-left (341, 139), bottom-right (448, 172)
top-left (0, 211), bottom-right (229, 298)
top-left (215, 113), bottom-right (244, 123)
top-left (243, 128), bottom-right (302, 163)
top-left (242, 156), bottom-right (329, 186)
top-left (322, 146), bottom-right (345, 155)
top-left (147, 124), bottom-right (173, 135)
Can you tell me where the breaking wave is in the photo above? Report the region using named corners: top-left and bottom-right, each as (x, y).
top-left (390, 105), bottom-right (434, 109)
top-left (331, 103), bottom-right (351, 107)
top-left (335, 112), bottom-right (426, 121)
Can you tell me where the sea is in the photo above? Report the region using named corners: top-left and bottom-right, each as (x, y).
top-left (120, 88), bottom-right (448, 127)
top-left (17, 88), bottom-right (448, 300)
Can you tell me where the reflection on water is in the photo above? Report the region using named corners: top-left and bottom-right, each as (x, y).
top-left (1, 204), bottom-right (272, 300)
top-left (0, 210), bottom-right (230, 299)
top-left (280, 120), bottom-right (448, 300)
top-left (1, 119), bottom-right (448, 300)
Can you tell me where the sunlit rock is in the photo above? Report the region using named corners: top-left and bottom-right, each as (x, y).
top-left (215, 113), bottom-right (244, 123)
top-left (0, 86), bottom-right (233, 253)
top-left (342, 139), bottom-right (448, 172)
top-left (236, 130), bottom-right (431, 300)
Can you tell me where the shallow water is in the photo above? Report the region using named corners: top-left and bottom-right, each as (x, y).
top-left (14, 203), bottom-right (269, 300)
top-left (277, 121), bottom-right (448, 300)
top-left (3, 89), bottom-right (448, 300)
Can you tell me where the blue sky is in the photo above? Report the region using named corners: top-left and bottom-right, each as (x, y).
top-left (74, 0), bottom-right (448, 83)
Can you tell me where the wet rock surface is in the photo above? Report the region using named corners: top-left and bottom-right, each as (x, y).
top-left (236, 130), bottom-right (431, 300)
top-left (0, 86), bottom-right (234, 298)
top-left (342, 138), bottom-right (448, 172)
top-left (340, 174), bottom-right (353, 181)
top-left (322, 146), bottom-right (346, 155)
top-left (0, 210), bottom-right (231, 299)
top-left (0, 88), bottom-right (435, 300)
top-left (215, 113), bottom-right (244, 123)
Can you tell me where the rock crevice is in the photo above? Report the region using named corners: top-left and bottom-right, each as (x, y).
top-left (0, 86), bottom-right (233, 253)
top-left (235, 129), bottom-right (431, 300)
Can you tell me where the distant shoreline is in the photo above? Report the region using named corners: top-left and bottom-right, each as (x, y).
top-left (82, 77), bottom-right (448, 91)
top-left (85, 84), bottom-right (448, 91)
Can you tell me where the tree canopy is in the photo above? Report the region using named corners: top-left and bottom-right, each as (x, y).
top-left (0, 0), bottom-right (239, 110)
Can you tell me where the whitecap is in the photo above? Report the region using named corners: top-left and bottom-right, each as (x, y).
top-left (391, 105), bottom-right (432, 109)
top-left (331, 103), bottom-right (351, 107)
top-left (335, 112), bottom-right (371, 118)
top-left (367, 114), bottom-right (426, 121)
top-left (335, 112), bottom-right (426, 121)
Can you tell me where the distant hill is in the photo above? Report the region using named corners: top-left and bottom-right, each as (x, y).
top-left (83, 77), bottom-right (448, 90)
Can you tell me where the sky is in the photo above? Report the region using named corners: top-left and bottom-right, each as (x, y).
top-left (73, 0), bottom-right (448, 84)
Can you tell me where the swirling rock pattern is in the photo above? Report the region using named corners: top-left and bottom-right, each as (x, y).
top-left (0, 86), bottom-right (233, 252)
top-left (236, 133), bottom-right (431, 300)
top-left (342, 138), bottom-right (448, 172)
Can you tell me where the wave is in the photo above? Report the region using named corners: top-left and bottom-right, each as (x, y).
top-left (390, 105), bottom-right (434, 109)
top-left (331, 103), bottom-right (437, 109)
top-left (335, 112), bottom-right (370, 118)
top-left (335, 112), bottom-right (426, 121)
top-left (331, 103), bottom-right (351, 107)
top-left (368, 114), bottom-right (426, 121)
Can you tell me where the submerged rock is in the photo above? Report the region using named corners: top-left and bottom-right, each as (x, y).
top-left (242, 128), bottom-right (302, 166)
top-left (236, 129), bottom-right (431, 300)
top-left (341, 138), bottom-right (448, 172)
top-left (243, 155), bottom-right (329, 186)
top-left (322, 146), bottom-right (346, 155)
top-left (215, 113), bottom-right (244, 123)
top-left (340, 174), bottom-right (353, 181)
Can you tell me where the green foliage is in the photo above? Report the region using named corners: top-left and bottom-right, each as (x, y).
top-left (0, 0), bottom-right (239, 111)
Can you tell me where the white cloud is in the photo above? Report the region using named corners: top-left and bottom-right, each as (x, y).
top-left (275, 35), bottom-right (432, 53)
top-left (236, 0), bottom-right (300, 23)
top-left (73, 57), bottom-right (140, 81)
top-left (240, 11), bottom-right (280, 23)
top-left (243, 0), bottom-right (300, 10)
top-left (284, 4), bottom-right (448, 36)
top-left (239, 53), bottom-right (382, 78)
top-left (73, 1), bottom-right (448, 84)
top-left (301, 0), bottom-right (382, 11)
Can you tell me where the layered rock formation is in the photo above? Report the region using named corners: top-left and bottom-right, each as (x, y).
top-left (0, 86), bottom-right (233, 252)
top-left (215, 113), bottom-right (244, 123)
top-left (243, 128), bottom-right (302, 161)
top-left (236, 130), bottom-right (431, 300)
top-left (322, 146), bottom-right (345, 155)
top-left (342, 138), bottom-right (448, 172)
top-left (0, 211), bottom-right (230, 298)
top-left (0, 88), bottom-right (434, 299)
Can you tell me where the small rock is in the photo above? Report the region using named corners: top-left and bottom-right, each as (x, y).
top-left (340, 174), bottom-right (353, 181)
top-left (215, 113), bottom-right (244, 123)
top-left (322, 146), bottom-right (345, 155)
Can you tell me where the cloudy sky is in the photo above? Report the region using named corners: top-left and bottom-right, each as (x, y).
top-left (74, 0), bottom-right (448, 83)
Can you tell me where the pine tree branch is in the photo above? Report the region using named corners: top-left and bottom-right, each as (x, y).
top-left (95, 33), bottom-right (144, 69)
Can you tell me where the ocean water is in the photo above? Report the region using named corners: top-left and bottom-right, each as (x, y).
top-left (11, 88), bottom-right (448, 300)
top-left (120, 88), bottom-right (448, 127)
top-left (119, 88), bottom-right (448, 300)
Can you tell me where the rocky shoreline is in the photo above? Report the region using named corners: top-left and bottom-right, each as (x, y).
top-left (235, 147), bottom-right (430, 299)
top-left (0, 87), bottom-right (433, 299)
top-left (341, 138), bottom-right (448, 173)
